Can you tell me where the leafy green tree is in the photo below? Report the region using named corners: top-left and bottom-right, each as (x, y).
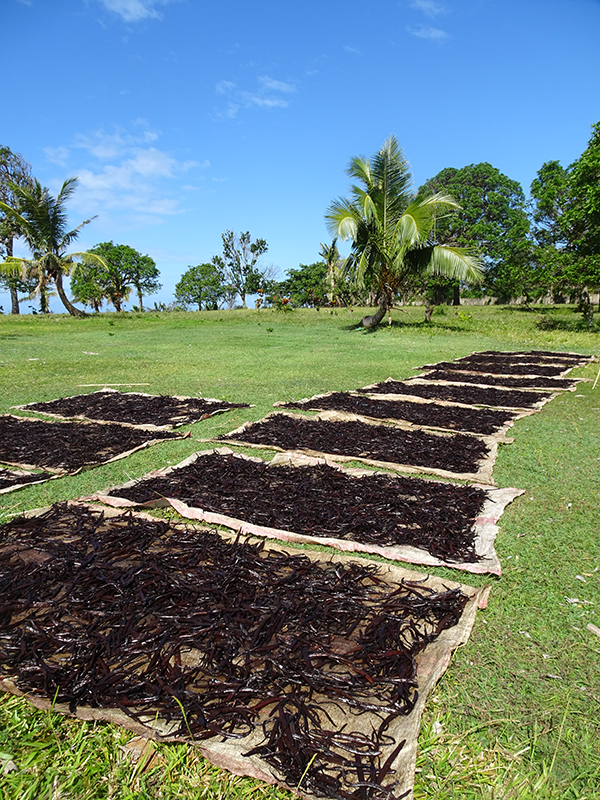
top-left (419, 162), bottom-right (531, 299)
top-left (325, 135), bottom-right (484, 328)
top-left (212, 230), bottom-right (268, 308)
top-left (175, 263), bottom-right (226, 310)
top-left (0, 177), bottom-right (103, 316)
top-left (0, 145), bottom-right (34, 313)
top-left (278, 262), bottom-right (328, 307)
top-left (530, 123), bottom-right (600, 324)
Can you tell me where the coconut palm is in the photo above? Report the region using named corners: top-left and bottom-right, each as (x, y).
top-left (0, 177), bottom-right (104, 316)
top-left (325, 135), bottom-right (484, 327)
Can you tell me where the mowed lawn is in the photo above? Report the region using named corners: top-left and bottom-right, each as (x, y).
top-left (0, 304), bottom-right (599, 800)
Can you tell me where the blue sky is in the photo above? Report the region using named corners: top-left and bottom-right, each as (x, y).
top-left (2, 0), bottom-right (600, 311)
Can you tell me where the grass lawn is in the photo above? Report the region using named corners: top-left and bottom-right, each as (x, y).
top-left (0, 303), bottom-right (599, 799)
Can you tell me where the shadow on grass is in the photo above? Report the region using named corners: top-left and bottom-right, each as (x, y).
top-left (535, 315), bottom-right (600, 333)
top-left (338, 317), bottom-right (473, 333)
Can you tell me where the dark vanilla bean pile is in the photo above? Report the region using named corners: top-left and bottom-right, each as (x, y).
top-left (0, 415), bottom-right (180, 472)
top-left (220, 414), bottom-right (490, 475)
top-left (0, 468), bottom-right (52, 491)
top-left (0, 503), bottom-right (469, 798)
top-left (25, 391), bottom-right (249, 427)
top-left (419, 371), bottom-right (576, 390)
top-left (108, 452), bottom-right (488, 562)
top-left (356, 380), bottom-right (549, 408)
top-left (281, 392), bottom-right (515, 435)
top-left (422, 360), bottom-right (569, 376)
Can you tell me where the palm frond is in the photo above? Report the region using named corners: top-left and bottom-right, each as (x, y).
top-left (423, 244), bottom-right (485, 283)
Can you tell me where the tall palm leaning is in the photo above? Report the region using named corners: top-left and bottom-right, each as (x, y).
top-left (0, 177), bottom-right (104, 316)
top-left (325, 135), bottom-right (484, 328)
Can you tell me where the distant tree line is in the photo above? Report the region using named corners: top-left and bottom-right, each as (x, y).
top-left (3, 120), bottom-right (600, 323)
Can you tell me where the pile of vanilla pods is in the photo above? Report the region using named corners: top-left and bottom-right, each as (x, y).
top-left (0, 502), bottom-right (468, 799)
top-left (0, 415), bottom-right (180, 472)
top-left (23, 390), bottom-right (249, 428)
top-left (0, 467), bottom-right (52, 491)
top-left (281, 391), bottom-right (515, 435)
top-left (220, 414), bottom-right (489, 475)
top-left (108, 452), bottom-right (488, 562)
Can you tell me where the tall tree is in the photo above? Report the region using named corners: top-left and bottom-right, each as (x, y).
top-left (174, 263), bottom-right (226, 310)
top-left (0, 145), bottom-right (34, 313)
top-left (530, 122), bottom-right (600, 324)
top-left (278, 262), bottom-right (328, 307)
top-left (0, 177), bottom-right (102, 316)
top-left (326, 135), bottom-right (484, 328)
top-left (319, 239), bottom-right (342, 305)
top-left (212, 230), bottom-right (268, 308)
top-left (419, 162), bottom-right (531, 299)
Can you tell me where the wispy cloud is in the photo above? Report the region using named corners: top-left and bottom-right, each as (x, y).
top-left (215, 75), bottom-right (297, 119)
top-left (97, 0), bottom-right (177, 23)
top-left (410, 0), bottom-right (447, 17)
top-left (44, 125), bottom-right (206, 227)
top-left (343, 45), bottom-right (361, 55)
top-left (408, 25), bottom-right (448, 40)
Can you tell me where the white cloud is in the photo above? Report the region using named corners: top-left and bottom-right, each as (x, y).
top-left (44, 146), bottom-right (70, 166)
top-left (45, 125), bottom-right (206, 228)
top-left (343, 45), bottom-right (361, 55)
top-left (215, 75), bottom-right (297, 119)
top-left (410, 0), bottom-right (447, 17)
top-left (97, 0), bottom-right (177, 22)
top-left (408, 25), bottom-right (448, 40)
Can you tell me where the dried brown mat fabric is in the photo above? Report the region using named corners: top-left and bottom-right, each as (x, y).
top-left (277, 391), bottom-right (521, 437)
top-left (217, 411), bottom-right (498, 483)
top-left (0, 501), bottom-right (487, 800)
top-left (471, 350), bottom-right (592, 363)
top-left (91, 448), bottom-right (522, 574)
top-left (356, 379), bottom-right (554, 410)
top-left (0, 414), bottom-right (183, 474)
top-left (418, 371), bottom-right (578, 390)
top-left (16, 389), bottom-right (249, 430)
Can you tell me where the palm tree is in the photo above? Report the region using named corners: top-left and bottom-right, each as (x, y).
top-left (0, 177), bottom-right (104, 316)
top-left (325, 135), bottom-right (484, 327)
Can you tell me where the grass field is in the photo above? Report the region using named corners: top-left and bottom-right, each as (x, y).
top-left (0, 303), bottom-right (599, 800)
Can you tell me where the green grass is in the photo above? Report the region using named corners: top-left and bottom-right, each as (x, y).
top-left (1, 303), bottom-right (599, 799)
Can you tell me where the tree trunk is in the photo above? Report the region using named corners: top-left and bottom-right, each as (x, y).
top-left (424, 302), bottom-right (435, 322)
top-left (54, 271), bottom-right (86, 317)
top-left (4, 240), bottom-right (20, 314)
top-left (453, 284), bottom-right (460, 306)
top-left (361, 299), bottom-right (388, 328)
top-left (138, 290), bottom-right (144, 311)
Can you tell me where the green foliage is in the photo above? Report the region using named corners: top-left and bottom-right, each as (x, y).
top-left (73, 241), bottom-right (161, 312)
top-left (212, 230), bottom-right (269, 308)
top-left (0, 177), bottom-right (101, 316)
top-left (530, 121), bottom-right (600, 325)
top-left (420, 162), bottom-right (532, 299)
top-left (278, 262), bottom-right (327, 307)
top-left (326, 136), bottom-right (484, 327)
top-left (174, 263), bottom-right (226, 310)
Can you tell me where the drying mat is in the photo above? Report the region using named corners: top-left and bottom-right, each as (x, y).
top-left (415, 370), bottom-right (581, 391)
top-left (356, 378), bottom-right (557, 411)
top-left (0, 500), bottom-right (488, 800)
top-left (419, 360), bottom-right (577, 378)
top-left (275, 391), bottom-right (533, 440)
top-left (89, 447), bottom-right (523, 575)
top-left (0, 414), bottom-right (185, 474)
top-left (14, 388), bottom-right (250, 431)
top-left (453, 350), bottom-right (593, 367)
top-left (214, 411), bottom-right (499, 484)
top-left (0, 466), bottom-right (57, 495)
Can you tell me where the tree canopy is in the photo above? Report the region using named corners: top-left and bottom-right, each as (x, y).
top-left (212, 231), bottom-right (269, 308)
top-left (71, 242), bottom-right (161, 312)
top-left (174, 263), bottom-right (226, 310)
top-left (326, 135), bottom-right (484, 327)
top-left (0, 145), bottom-right (35, 313)
top-left (0, 177), bottom-right (102, 316)
top-left (419, 162), bottom-right (531, 299)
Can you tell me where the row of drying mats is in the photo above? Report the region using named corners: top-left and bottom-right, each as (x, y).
top-left (0, 350), bottom-right (593, 800)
